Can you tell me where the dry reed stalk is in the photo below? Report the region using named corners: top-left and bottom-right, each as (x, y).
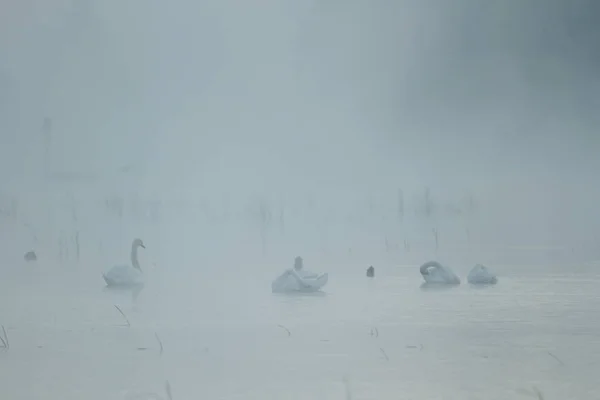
top-left (155, 332), bottom-right (164, 355)
top-left (343, 375), bottom-right (352, 400)
top-left (114, 305), bottom-right (130, 327)
top-left (165, 381), bottom-right (173, 400)
top-left (0, 325), bottom-right (8, 349)
top-left (379, 347), bottom-right (389, 361)
top-left (547, 351), bottom-right (565, 366)
top-left (277, 324), bottom-right (291, 337)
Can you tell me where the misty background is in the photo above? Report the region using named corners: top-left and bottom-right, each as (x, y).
top-left (1, 0), bottom-right (600, 270)
top-left (3, 1), bottom-right (600, 399)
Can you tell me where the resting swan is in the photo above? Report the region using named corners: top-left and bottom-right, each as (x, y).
top-left (271, 256), bottom-right (328, 293)
top-left (103, 238), bottom-right (145, 287)
top-left (419, 261), bottom-right (460, 285)
top-left (467, 264), bottom-right (497, 284)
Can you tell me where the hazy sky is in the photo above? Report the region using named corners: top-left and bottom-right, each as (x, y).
top-left (1, 0), bottom-right (599, 211)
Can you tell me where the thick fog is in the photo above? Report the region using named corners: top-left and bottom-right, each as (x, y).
top-left (1, 2), bottom-right (600, 397)
top-left (2, 0), bottom-right (600, 269)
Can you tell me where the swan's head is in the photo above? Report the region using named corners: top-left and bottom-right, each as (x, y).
top-left (133, 238), bottom-right (146, 249)
top-left (294, 256), bottom-right (304, 271)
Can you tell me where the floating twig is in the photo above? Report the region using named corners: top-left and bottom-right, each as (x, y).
top-left (547, 351), bottom-right (564, 366)
top-left (114, 305), bottom-right (130, 327)
top-left (155, 332), bottom-right (164, 355)
top-left (277, 324), bottom-right (291, 337)
top-left (379, 347), bottom-right (389, 361)
top-left (370, 327), bottom-right (379, 338)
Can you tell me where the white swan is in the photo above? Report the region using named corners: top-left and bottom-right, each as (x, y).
top-left (467, 264), bottom-right (497, 285)
top-left (103, 238), bottom-right (145, 287)
top-left (419, 261), bottom-right (460, 285)
top-left (271, 256), bottom-right (328, 293)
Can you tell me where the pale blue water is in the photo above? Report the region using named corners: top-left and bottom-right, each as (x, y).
top-left (0, 263), bottom-right (598, 399)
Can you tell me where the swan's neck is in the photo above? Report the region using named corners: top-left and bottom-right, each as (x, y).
top-left (131, 246), bottom-right (141, 271)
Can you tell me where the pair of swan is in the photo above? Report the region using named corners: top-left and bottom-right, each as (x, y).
top-left (104, 242), bottom-right (330, 294)
top-left (103, 238), bottom-right (146, 287)
top-left (271, 256), bottom-right (329, 293)
top-left (420, 261), bottom-right (497, 285)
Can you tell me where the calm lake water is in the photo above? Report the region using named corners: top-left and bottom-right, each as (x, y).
top-left (0, 261), bottom-right (598, 399)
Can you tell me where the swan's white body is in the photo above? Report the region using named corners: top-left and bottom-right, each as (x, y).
top-left (419, 261), bottom-right (460, 285)
top-left (103, 264), bottom-right (143, 287)
top-left (103, 238), bottom-right (145, 287)
top-left (271, 268), bottom-right (328, 293)
top-left (467, 264), bottom-right (497, 285)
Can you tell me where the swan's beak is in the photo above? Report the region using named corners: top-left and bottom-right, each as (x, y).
top-left (140, 244), bottom-right (146, 249)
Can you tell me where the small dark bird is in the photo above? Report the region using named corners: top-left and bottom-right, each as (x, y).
top-left (366, 265), bottom-right (375, 277)
top-left (24, 251), bottom-right (37, 262)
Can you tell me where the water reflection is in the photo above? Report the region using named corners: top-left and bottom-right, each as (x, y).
top-left (272, 290), bottom-right (328, 298)
top-left (419, 282), bottom-right (460, 291)
top-left (102, 283), bottom-right (145, 303)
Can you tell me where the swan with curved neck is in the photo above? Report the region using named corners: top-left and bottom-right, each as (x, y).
top-left (103, 238), bottom-right (145, 287)
top-left (467, 264), bottom-right (497, 285)
top-left (271, 256), bottom-right (328, 293)
top-left (419, 261), bottom-right (460, 285)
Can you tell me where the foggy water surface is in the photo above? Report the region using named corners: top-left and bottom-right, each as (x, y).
top-left (0, 263), bottom-right (598, 399)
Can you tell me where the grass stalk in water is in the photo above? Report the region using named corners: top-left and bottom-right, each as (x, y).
top-left (277, 324), bottom-right (291, 337)
top-left (165, 381), bottom-right (172, 400)
top-left (114, 305), bottom-right (130, 327)
top-left (343, 375), bottom-right (352, 400)
top-left (0, 325), bottom-right (8, 349)
top-left (379, 347), bottom-right (389, 361)
top-left (75, 231), bottom-right (80, 262)
top-left (155, 332), bottom-right (164, 355)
